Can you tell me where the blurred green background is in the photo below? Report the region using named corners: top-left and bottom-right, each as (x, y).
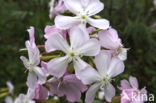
top-left (0, 0), bottom-right (156, 103)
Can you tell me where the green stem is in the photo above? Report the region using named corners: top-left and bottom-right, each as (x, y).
top-left (89, 29), bottom-right (102, 35)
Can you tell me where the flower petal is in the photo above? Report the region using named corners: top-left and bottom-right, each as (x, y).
top-left (118, 48), bottom-right (128, 61)
top-left (98, 28), bottom-right (122, 49)
top-left (25, 41), bottom-right (40, 65)
top-left (94, 51), bottom-right (111, 76)
top-left (120, 80), bottom-right (131, 89)
top-left (107, 57), bottom-right (125, 78)
top-left (34, 66), bottom-right (46, 84)
top-left (77, 38), bottom-right (100, 56)
top-left (27, 26), bottom-right (35, 46)
top-left (26, 72), bottom-right (38, 89)
top-left (70, 25), bottom-right (89, 49)
top-left (129, 76), bottom-right (139, 89)
top-left (55, 15), bottom-right (80, 29)
top-left (5, 96), bottom-right (13, 103)
top-left (20, 56), bottom-right (29, 70)
top-left (104, 82), bottom-right (115, 102)
top-left (64, 0), bottom-right (83, 14)
top-left (85, 83), bottom-right (100, 103)
top-left (87, 17), bottom-right (110, 29)
top-left (46, 33), bottom-right (70, 53)
top-left (78, 66), bottom-right (100, 85)
top-left (86, 0), bottom-right (104, 16)
top-left (47, 56), bottom-right (68, 78)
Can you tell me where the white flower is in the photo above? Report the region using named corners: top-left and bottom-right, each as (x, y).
top-left (46, 26), bottom-right (100, 78)
top-left (55, 0), bottom-right (109, 29)
top-left (78, 51), bottom-right (125, 103)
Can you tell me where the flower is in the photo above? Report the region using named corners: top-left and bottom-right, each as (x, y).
top-left (34, 83), bottom-right (49, 100)
top-left (78, 51), bottom-right (125, 103)
top-left (49, 74), bottom-right (87, 102)
top-left (14, 88), bottom-right (35, 103)
top-left (49, 0), bottom-right (66, 19)
top-left (154, 0), bottom-right (156, 8)
top-left (44, 25), bottom-right (67, 52)
top-left (55, 0), bottom-right (109, 29)
top-left (20, 27), bottom-right (46, 89)
top-left (6, 81), bottom-right (14, 94)
top-left (46, 26), bottom-right (100, 78)
top-left (98, 28), bottom-right (128, 61)
top-left (119, 76), bottom-right (147, 103)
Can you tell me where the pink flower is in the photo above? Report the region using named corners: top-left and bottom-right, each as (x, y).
top-left (119, 76), bottom-right (147, 103)
top-left (20, 27), bottom-right (46, 89)
top-left (49, 74), bottom-right (87, 102)
top-left (78, 51), bottom-right (125, 103)
top-left (98, 28), bottom-right (128, 61)
top-left (34, 83), bottom-right (49, 100)
top-left (49, 0), bottom-right (66, 19)
top-left (46, 26), bottom-right (100, 78)
top-left (55, 0), bottom-right (109, 29)
top-left (44, 25), bottom-right (68, 52)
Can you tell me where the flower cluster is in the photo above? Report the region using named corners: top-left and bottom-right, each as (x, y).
top-left (6, 0), bottom-right (147, 103)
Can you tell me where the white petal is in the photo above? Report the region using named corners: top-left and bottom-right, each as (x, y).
top-left (86, 0), bottom-right (104, 16)
top-left (118, 48), bottom-right (128, 61)
top-left (129, 76), bottom-right (139, 89)
top-left (103, 82), bottom-right (115, 102)
top-left (5, 96), bottom-right (13, 103)
top-left (64, 0), bottom-right (83, 14)
top-left (85, 83), bottom-right (100, 103)
top-left (94, 51), bottom-right (111, 76)
top-left (34, 66), bottom-right (46, 84)
top-left (55, 15), bottom-right (80, 29)
top-left (47, 56), bottom-right (68, 78)
top-left (78, 66), bottom-right (101, 85)
top-left (87, 17), bottom-right (110, 29)
top-left (73, 57), bottom-right (89, 76)
top-left (107, 57), bottom-right (125, 78)
top-left (70, 25), bottom-right (89, 49)
top-left (20, 56), bottom-right (29, 69)
top-left (27, 88), bottom-right (35, 99)
top-left (25, 41), bottom-right (40, 65)
top-left (98, 91), bottom-right (105, 100)
top-left (26, 72), bottom-right (37, 89)
top-left (46, 33), bottom-right (70, 53)
top-left (77, 38), bottom-right (100, 56)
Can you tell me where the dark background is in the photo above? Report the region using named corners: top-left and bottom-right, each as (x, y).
top-left (0, 0), bottom-right (156, 103)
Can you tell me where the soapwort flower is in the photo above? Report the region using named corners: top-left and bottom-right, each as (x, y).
top-left (78, 51), bottom-right (125, 103)
top-left (98, 28), bottom-right (128, 61)
top-left (20, 27), bottom-right (46, 89)
top-left (55, 0), bottom-right (109, 29)
top-left (46, 26), bottom-right (100, 78)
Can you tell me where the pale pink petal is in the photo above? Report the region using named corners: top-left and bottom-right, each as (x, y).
top-left (86, 0), bottom-right (104, 16)
top-left (98, 28), bottom-right (122, 49)
top-left (47, 56), bottom-right (68, 78)
top-left (25, 41), bottom-right (40, 65)
top-left (87, 17), bottom-right (110, 29)
top-left (107, 57), bottom-right (125, 78)
top-left (34, 66), bottom-right (46, 84)
top-left (73, 57), bottom-right (89, 75)
top-left (55, 0), bottom-right (67, 13)
top-left (85, 83), bottom-right (100, 103)
top-left (70, 26), bottom-right (89, 49)
top-left (129, 76), bottom-right (139, 89)
top-left (5, 96), bottom-right (13, 103)
top-left (64, 0), bottom-right (83, 14)
top-left (45, 40), bottom-right (56, 52)
top-left (87, 26), bottom-right (96, 33)
top-left (78, 66), bottom-right (101, 85)
top-left (104, 82), bottom-right (115, 102)
top-left (27, 26), bottom-right (35, 46)
top-left (20, 56), bottom-right (29, 69)
top-left (77, 38), bottom-right (100, 56)
top-left (26, 72), bottom-right (38, 89)
top-left (34, 84), bottom-right (49, 100)
top-left (55, 15), bottom-right (80, 29)
top-left (41, 61), bottom-right (49, 76)
top-left (27, 88), bottom-right (35, 99)
top-left (94, 51), bottom-right (111, 76)
top-left (118, 48), bottom-right (128, 61)
top-left (120, 80), bottom-right (131, 89)
top-left (46, 33), bottom-right (70, 53)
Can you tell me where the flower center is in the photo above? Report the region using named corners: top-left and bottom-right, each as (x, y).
top-left (70, 52), bottom-right (75, 57)
top-left (81, 15), bottom-right (86, 20)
